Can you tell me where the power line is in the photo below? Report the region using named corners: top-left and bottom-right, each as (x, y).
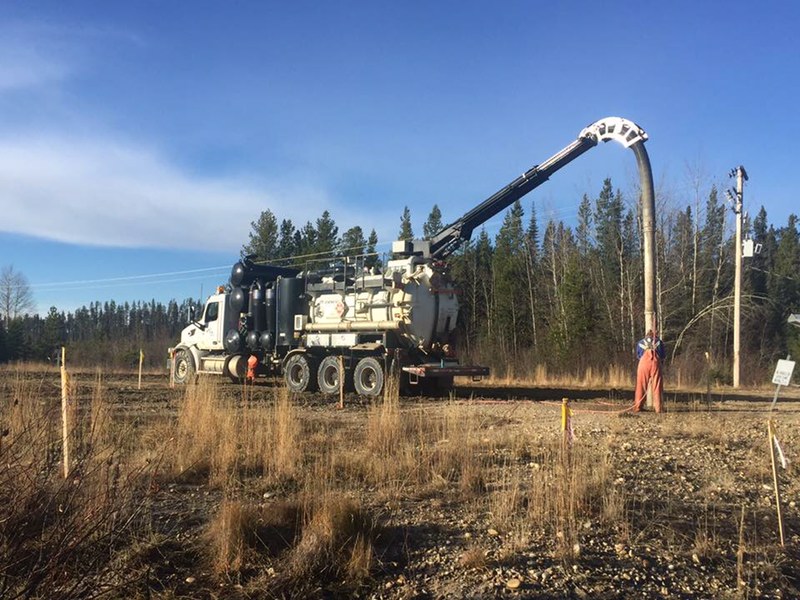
top-left (30, 265), bottom-right (231, 289)
top-left (33, 272), bottom-right (232, 293)
top-left (749, 266), bottom-right (800, 283)
top-left (24, 199), bottom-right (588, 294)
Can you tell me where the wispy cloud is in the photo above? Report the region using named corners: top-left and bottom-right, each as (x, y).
top-left (0, 24), bottom-right (74, 92)
top-left (0, 20), bottom-right (342, 252)
top-left (0, 19), bottom-right (401, 254)
top-left (0, 134), bottom-right (336, 252)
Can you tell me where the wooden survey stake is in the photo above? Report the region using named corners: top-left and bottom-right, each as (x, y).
top-left (60, 346), bottom-right (70, 479)
top-left (767, 420), bottom-right (785, 546)
top-left (138, 349), bottom-right (144, 390)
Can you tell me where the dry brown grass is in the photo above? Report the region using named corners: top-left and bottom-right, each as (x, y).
top-left (460, 543), bottom-right (489, 570)
top-left (489, 362), bottom-right (633, 389)
top-left (2, 366), bottom-right (794, 597)
top-left (269, 386), bottom-right (302, 482)
top-left (0, 372), bottom-right (156, 598)
top-left (170, 377), bottom-right (290, 486)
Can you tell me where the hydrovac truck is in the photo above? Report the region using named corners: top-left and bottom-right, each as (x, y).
top-left (168, 117), bottom-right (651, 397)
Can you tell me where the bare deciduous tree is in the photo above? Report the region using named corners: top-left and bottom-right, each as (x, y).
top-left (1, 265), bottom-right (36, 326)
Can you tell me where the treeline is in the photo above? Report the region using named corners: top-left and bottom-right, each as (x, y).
top-left (0, 299), bottom-right (196, 369)
top-left (1, 178), bottom-right (798, 383)
top-left (236, 180), bottom-right (800, 383)
top-left (242, 209), bottom-right (380, 266)
top-left (445, 179), bottom-right (800, 383)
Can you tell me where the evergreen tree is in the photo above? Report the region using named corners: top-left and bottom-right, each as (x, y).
top-left (699, 185), bottom-right (730, 351)
top-left (674, 206), bottom-right (696, 302)
top-left (576, 194), bottom-right (592, 257)
top-left (593, 180), bottom-right (626, 350)
top-left (5, 318), bottom-right (28, 361)
top-left (277, 219), bottom-right (297, 259)
top-left (41, 306), bottom-right (66, 359)
top-left (365, 229), bottom-right (380, 269)
top-left (749, 206), bottom-right (771, 297)
top-left (398, 206), bottom-right (414, 241)
top-left (474, 229), bottom-right (495, 340)
top-left (423, 204), bottom-right (443, 239)
top-left (770, 215), bottom-right (800, 354)
top-left (242, 209), bottom-right (279, 261)
top-left (296, 221), bottom-right (318, 258)
top-left (315, 210), bottom-right (339, 256)
top-left (340, 226), bottom-right (366, 256)
top-left (526, 202), bottom-right (540, 259)
top-left (744, 206), bottom-right (774, 362)
top-left (492, 201), bottom-right (528, 355)
top-left (523, 202), bottom-right (540, 350)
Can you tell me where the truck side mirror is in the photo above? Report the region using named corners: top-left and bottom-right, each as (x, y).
top-left (188, 305), bottom-right (196, 322)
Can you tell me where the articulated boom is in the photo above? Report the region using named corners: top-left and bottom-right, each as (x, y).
top-left (427, 116), bottom-right (648, 260)
top-left (170, 117), bottom-right (655, 399)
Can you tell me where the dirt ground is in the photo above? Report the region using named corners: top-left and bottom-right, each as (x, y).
top-left (2, 369), bottom-right (799, 599)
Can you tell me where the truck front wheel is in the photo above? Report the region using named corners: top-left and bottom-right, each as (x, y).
top-left (353, 357), bottom-right (384, 397)
top-left (284, 353), bottom-right (318, 393)
top-left (173, 349), bottom-right (195, 385)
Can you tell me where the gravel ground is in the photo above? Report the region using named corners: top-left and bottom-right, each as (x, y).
top-left (3, 370), bottom-right (798, 599)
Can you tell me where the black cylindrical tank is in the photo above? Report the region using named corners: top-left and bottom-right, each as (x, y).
top-left (250, 281), bottom-right (266, 333)
top-left (230, 260), bottom-right (302, 287)
top-left (276, 277), bottom-right (306, 348)
top-left (224, 329), bottom-right (243, 353)
top-left (246, 330), bottom-right (261, 351)
top-left (260, 331), bottom-right (274, 351)
top-left (264, 287), bottom-right (276, 335)
top-left (230, 287), bottom-right (249, 314)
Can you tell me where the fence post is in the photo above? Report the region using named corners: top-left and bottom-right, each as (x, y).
top-left (561, 397), bottom-right (573, 454)
top-left (60, 346), bottom-right (70, 479)
top-left (338, 355), bottom-right (345, 410)
top-left (138, 349), bottom-right (144, 390)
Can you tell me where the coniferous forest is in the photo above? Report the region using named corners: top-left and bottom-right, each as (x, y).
top-left (1, 178), bottom-right (798, 385)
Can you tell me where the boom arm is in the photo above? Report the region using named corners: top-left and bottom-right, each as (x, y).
top-left (428, 117), bottom-right (649, 260)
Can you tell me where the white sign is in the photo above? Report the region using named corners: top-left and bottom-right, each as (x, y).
top-left (772, 359), bottom-right (796, 386)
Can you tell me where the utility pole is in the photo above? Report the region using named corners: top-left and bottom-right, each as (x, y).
top-left (729, 166), bottom-right (748, 388)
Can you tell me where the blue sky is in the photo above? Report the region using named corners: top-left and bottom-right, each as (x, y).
top-left (1, 1), bottom-right (798, 314)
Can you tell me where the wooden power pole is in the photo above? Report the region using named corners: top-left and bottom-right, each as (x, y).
top-left (730, 166), bottom-right (748, 389)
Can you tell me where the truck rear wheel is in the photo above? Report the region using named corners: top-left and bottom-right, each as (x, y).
top-left (317, 355), bottom-right (345, 395)
top-left (353, 356), bottom-right (384, 397)
top-left (284, 353), bottom-right (318, 393)
top-left (173, 349), bottom-right (195, 385)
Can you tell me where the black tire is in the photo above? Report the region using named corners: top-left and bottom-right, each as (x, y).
top-left (284, 353), bottom-right (318, 393)
top-left (173, 349), bottom-right (195, 385)
top-left (353, 356), bottom-right (384, 397)
top-left (317, 355), bottom-right (345, 395)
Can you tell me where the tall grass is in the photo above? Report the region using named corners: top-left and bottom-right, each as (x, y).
top-left (1, 367), bottom-right (791, 597)
top-left (0, 373), bottom-right (155, 599)
top-left (171, 377), bottom-right (299, 486)
top-left (488, 362), bottom-right (633, 389)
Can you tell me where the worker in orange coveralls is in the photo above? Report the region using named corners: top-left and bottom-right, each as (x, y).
top-left (246, 355), bottom-right (258, 383)
top-left (634, 330), bottom-right (665, 413)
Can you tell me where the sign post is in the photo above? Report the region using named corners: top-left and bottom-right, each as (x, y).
top-left (770, 356), bottom-right (795, 411)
